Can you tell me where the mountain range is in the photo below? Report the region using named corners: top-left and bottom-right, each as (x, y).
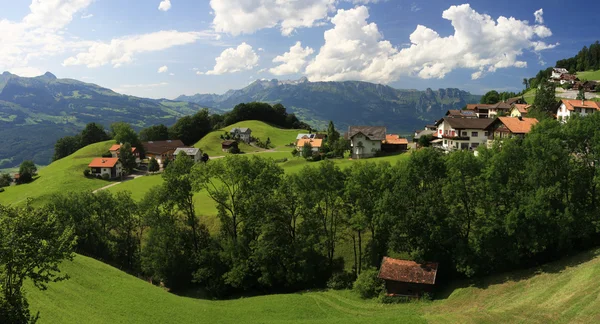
top-left (0, 72), bottom-right (207, 169)
top-left (177, 77), bottom-right (481, 133)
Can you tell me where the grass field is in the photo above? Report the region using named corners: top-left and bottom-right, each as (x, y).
top-left (26, 249), bottom-right (600, 323)
top-left (193, 120), bottom-right (307, 157)
top-left (0, 141), bottom-right (115, 206)
top-left (576, 70), bottom-right (600, 81)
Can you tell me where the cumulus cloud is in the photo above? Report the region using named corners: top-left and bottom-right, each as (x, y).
top-left (205, 42), bottom-right (259, 75)
top-left (158, 65), bottom-right (168, 73)
top-left (81, 14), bottom-right (93, 19)
top-left (210, 0), bottom-right (335, 36)
top-left (23, 0), bottom-right (93, 29)
top-left (63, 30), bottom-right (203, 68)
top-left (269, 42), bottom-right (314, 75)
top-left (158, 0), bottom-right (172, 11)
top-left (305, 4), bottom-right (557, 83)
top-left (534, 9), bottom-right (544, 24)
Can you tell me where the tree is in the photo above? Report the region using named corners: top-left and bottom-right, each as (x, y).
top-left (302, 142), bottom-right (313, 158)
top-left (80, 123), bottom-right (109, 146)
top-left (201, 153), bottom-right (209, 163)
top-left (326, 121), bottom-right (340, 147)
top-left (139, 124), bottom-right (169, 142)
top-left (53, 135), bottom-right (81, 161)
top-left (480, 90), bottom-right (500, 104)
top-left (532, 80), bottom-right (558, 117)
top-left (168, 109), bottom-right (212, 146)
top-left (418, 134), bottom-right (433, 147)
top-left (119, 143), bottom-right (137, 173)
top-left (0, 173), bottom-right (12, 188)
top-left (576, 87), bottom-right (586, 101)
top-left (522, 78), bottom-right (529, 91)
top-left (148, 157), bottom-right (160, 172)
top-left (0, 204), bottom-right (76, 323)
top-left (110, 122), bottom-right (142, 151)
top-left (162, 157), bottom-right (170, 169)
top-left (18, 161), bottom-right (37, 184)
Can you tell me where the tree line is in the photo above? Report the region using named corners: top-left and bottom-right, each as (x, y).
top-left (556, 41), bottom-right (600, 74)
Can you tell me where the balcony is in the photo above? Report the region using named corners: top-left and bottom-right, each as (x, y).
top-left (442, 135), bottom-right (470, 141)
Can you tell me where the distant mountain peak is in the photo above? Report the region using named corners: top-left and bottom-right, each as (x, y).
top-left (37, 72), bottom-right (57, 80)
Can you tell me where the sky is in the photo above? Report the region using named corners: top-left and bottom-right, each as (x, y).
top-left (1, 0), bottom-right (598, 99)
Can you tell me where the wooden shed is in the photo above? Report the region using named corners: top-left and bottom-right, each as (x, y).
top-left (378, 257), bottom-right (438, 298)
top-left (221, 140), bottom-right (238, 152)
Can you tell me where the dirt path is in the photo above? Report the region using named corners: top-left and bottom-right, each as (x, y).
top-left (92, 174), bottom-right (144, 193)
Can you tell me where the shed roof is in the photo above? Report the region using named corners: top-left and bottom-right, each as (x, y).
top-left (378, 257), bottom-right (438, 285)
top-left (142, 140), bottom-right (185, 154)
top-left (347, 126), bottom-right (386, 141)
top-left (221, 140), bottom-right (237, 146)
top-left (174, 147), bottom-right (200, 156)
top-left (88, 158), bottom-right (120, 168)
top-left (496, 117), bottom-right (539, 134)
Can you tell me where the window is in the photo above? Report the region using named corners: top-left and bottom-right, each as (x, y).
top-left (576, 108), bottom-right (581, 113)
top-left (438, 129), bottom-right (442, 134)
top-left (471, 143), bottom-right (479, 148)
top-left (461, 142), bottom-right (469, 149)
top-left (472, 131), bottom-right (478, 137)
top-left (443, 140), bottom-right (447, 145)
top-left (484, 131), bottom-right (489, 137)
top-left (461, 131), bottom-right (467, 136)
top-left (445, 130), bottom-right (448, 135)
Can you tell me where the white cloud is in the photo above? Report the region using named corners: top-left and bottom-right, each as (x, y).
top-left (63, 30), bottom-right (203, 68)
top-left (534, 9), bottom-right (544, 24)
top-left (81, 13), bottom-right (93, 19)
top-left (24, 0), bottom-right (93, 29)
top-left (411, 3), bottom-right (421, 12)
top-left (169, 72), bottom-right (175, 76)
top-left (205, 42), bottom-right (259, 75)
top-left (158, 0), bottom-right (172, 11)
top-left (210, 0), bottom-right (335, 36)
top-left (305, 5), bottom-right (557, 83)
top-left (269, 42), bottom-right (314, 75)
top-left (7, 66), bottom-right (44, 77)
top-left (158, 65), bottom-right (169, 73)
top-left (350, 0), bottom-right (382, 3)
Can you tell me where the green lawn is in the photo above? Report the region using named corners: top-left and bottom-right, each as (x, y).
top-left (26, 248), bottom-right (600, 323)
top-left (576, 70), bottom-right (600, 81)
top-left (193, 120), bottom-right (306, 157)
top-left (0, 141), bottom-right (115, 206)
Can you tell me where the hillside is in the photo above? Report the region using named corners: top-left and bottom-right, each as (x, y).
top-left (26, 249), bottom-right (600, 323)
top-left (177, 78), bottom-right (481, 133)
top-left (0, 140), bottom-right (115, 206)
top-left (577, 70), bottom-right (600, 81)
top-left (0, 72), bottom-right (208, 168)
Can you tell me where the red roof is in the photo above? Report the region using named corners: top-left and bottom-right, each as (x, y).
top-left (378, 257), bottom-right (438, 285)
top-left (88, 158), bottom-right (120, 168)
top-left (109, 144), bottom-right (137, 153)
top-left (561, 99), bottom-right (600, 111)
top-left (384, 134), bottom-right (408, 145)
top-left (497, 117), bottom-right (539, 134)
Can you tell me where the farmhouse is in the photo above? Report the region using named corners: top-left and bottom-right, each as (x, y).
top-left (221, 140), bottom-right (238, 152)
top-left (109, 144), bottom-right (141, 164)
top-left (173, 147), bottom-right (202, 162)
top-left (230, 127), bottom-right (252, 143)
top-left (487, 117), bottom-right (539, 144)
top-left (142, 140), bottom-right (184, 165)
top-left (378, 257), bottom-right (438, 298)
top-left (382, 134), bottom-right (408, 152)
top-left (573, 80), bottom-right (598, 92)
top-left (435, 117), bottom-right (494, 151)
top-left (551, 67), bottom-right (569, 79)
top-left (347, 126), bottom-right (386, 159)
top-left (296, 138), bottom-right (322, 155)
top-left (509, 104), bottom-right (531, 118)
top-left (556, 99), bottom-right (600, 122)
top-left (88, 158), bottom-right (123, 179)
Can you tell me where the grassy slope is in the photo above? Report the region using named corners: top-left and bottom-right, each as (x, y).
top-left (0, 141), bottom-right (114, 206)
top-left (576, 70), bottom-right (600, 81)
top-left (193, 120), bottom-right (306, 157)
top-left (27, 250), bottom-right (600, 323)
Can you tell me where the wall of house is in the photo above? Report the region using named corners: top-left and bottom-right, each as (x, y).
top-left (384, 280), bottom-right (433, 298)
top-left (441, 128), bottom-right (488, 151)
top-left (351, 134), bottom-right (381, 158)
top-left (557, 103), bottom-right (597, 123)
top-left (510, 109), bottom-right (522, 117)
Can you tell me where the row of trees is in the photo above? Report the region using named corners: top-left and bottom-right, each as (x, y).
top-left (556, 41), bottom-right (600, 74)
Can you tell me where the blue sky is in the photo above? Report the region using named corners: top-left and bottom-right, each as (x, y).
top-left (0, 0), bottom-right (598, 99)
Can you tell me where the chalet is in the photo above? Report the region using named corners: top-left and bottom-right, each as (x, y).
top-left (382, 134), bottom-right (408, 152)
top-left (551, 67), bottom-right (569, 79)
top-left (173, 147), bottom-right (202, 162)
top-left (221, 140), bottom-right (238, 152)
top-left (505, 97), bottom-right (526, 105)
top-left (88, 158), bottom-right (123, 179)
top-left (142, 140), bottom-right (184, 165)
top-left (556, 99), bottom-right (600, 122)
top-left (486, 117), bottom-right (539, 145)
top-left (296, 138), bottom-right (322, 155)
top-left (378, 257), bottom-right (438, 298)
top-left (109, 144), bottom-right (141, 164)
top-left (445, 110), bottom-right (478, 118)
top-left (414, 129), bottom-right (435, 141)
top-left (573, 81), bottom-right (598, 92)
top-left (435, 117), bottom-right (494, 151)
top-left (465, 103), bottom-right (493, 118)
top-left (347, 126), bottom-right (386, 159)
top-left (230, 128), bottom-right (252, 143)
top-left (509, 104), bottom-right (531, 118)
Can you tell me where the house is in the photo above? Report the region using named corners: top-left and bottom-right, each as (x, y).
top-left (109, 144), bottom-right (141, 164)
top-left (12, 173), bottom-right (19, 184)
top-left (551, 67), bottom-right (569, 79)
top-left (296, 138), bottom-right (322, 156)
top-left (445, 110), bottom-right (478, 118)
top-left (230, 128), bottom-right (252, 143)
top-left (221, 140), bottom-right (238, 152)
top-left (424, 124), bottom-right (437, 131)
top-left (377, 257), bottom-right (438, 298)
top-left (347, 126), bottom-right (386, 159)
top-left (559, 74), bottom-right (578, 85)
top-left (505, 97), bottom-right (526, 105)
top-left (465, 103), bottom-right (494, 118)
top-left (382, 134), bottom-right (408, 152)
top-left (509, 104), bottom-right (531, 118)
top-left (173, 147), bottom-right (202, 162)
top-left (466, 101), bottom-right (522, 118)
top-left (573, 81), bottom-right (598, 92)
top-left (142, 140), bottom-right (185, 165)
top-left (556, 99), bottom-right (600, 122)
top-left (414, 129), bottom-right (435, 141)
top-left (88, 158), bottom-right (123, 179)
top-left (486, 117), bottom-right (539, 145)
top-left (435, 117), bottom-right (494, 151)
top-left (296, 133), bottom-right (316, 141)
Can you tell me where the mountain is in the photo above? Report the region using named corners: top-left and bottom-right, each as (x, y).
top-left (0, 72), bottom-right (208, 168)
top-left (177, 77), bottom-right (481, 133)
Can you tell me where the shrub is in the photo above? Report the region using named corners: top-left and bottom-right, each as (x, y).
top-left (101, 173), bottom-right (110, 181)
top-left (274, 158), bottom-right (288, 163)
top-left (379, 295), bottom-right (411, 304)
top-left (0, 188), bottom-right (4, 193)
top-left (229, 145), bottom-right (241, 154)
top-left (325, 152), bottom-right (335, 159)
top-left (291, 148), bottom-right (298, 157)
top-left (353, 269), bottom-right (384, 299)
top-left (83, 169), bottom-right (90, 177)
top-left (327, 271), bottom-right (356, 290)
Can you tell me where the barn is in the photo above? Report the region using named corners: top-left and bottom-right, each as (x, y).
top-left (377, 257), bottom-right (438, 298)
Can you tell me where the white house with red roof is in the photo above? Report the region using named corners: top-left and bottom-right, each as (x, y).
top-left (88, 158), bottom-right (123, 179)
top-left (557, 99), bottom-right (600, 122)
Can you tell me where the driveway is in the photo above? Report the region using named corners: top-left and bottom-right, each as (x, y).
top-left (555, 88), bottom-right (599, 99)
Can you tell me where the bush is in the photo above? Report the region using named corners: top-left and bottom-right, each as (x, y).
top-left (101, 173), bottom-right (110, 181)
top-left (291, 148), bottom-right (298, 157)
top-left (379, 295), bottom-right (411, 304)
top-left (327, 271), bottom-right (356, 290)
top-left (83, 169), bottom-right (90, 177)
top-left (229, 145), bottom-right (241, 154)
top-left (274, 158), bottom-right (288, 163)
top-left (353, 269), bottom-right (384, 299)
top-left (0, 188), bottom-right (4, 193)
top-left (325, 152), bottom-right (335, 159)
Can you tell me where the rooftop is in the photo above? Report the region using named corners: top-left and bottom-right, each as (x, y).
top-left (142, 140), bottom-right (185, 154)
top-left (561, 99), bottom-right (600, 111)
top-left (384, 134), bottom-right (408, 145)
top-left (378, 257), bottom-right (438, 285)
top-left (297, 138), bottom-right (323, 148)
top-left (174, 147), bottom-right (200, 156)
top-left (347, 126), bottom-right (386, 141)
top-left (109, 144), bottom-right (137, 152)
top-left (496, 117), bottom-right (539, 134)
top-left (88, 158), bottom-right (120, 168)
top-left (438, 117), bottom-right (495, 130)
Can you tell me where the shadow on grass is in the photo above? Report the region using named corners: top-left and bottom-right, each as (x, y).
top-left (435, 248), bottom-right (600, 300)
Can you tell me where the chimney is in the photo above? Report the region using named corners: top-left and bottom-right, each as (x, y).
top-left (518, 116), bottom-right (523, 121)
